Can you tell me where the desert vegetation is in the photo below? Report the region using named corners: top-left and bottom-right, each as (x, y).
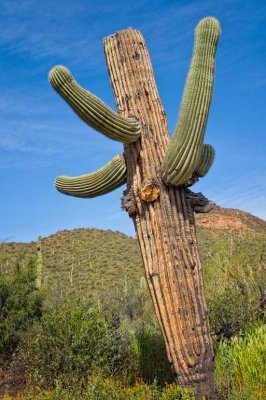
top-left (0, 214), bottom-right (265, 399)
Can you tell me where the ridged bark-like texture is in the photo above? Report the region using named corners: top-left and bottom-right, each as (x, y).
top-left (161, 17), bottom-right (220, 186)
top-left (104, 28), bottom-right (218, 399)
top-left (55, 154), bottom-right (127, 198)
top-left (49, 66), bottom-right (140, 143)
top-left (195, 144), bottom-right (215, 177)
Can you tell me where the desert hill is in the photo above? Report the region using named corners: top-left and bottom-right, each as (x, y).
top-left (196, 205), bottom-right (266, 233)
top-left (0, 206), bottom-right (265, 305)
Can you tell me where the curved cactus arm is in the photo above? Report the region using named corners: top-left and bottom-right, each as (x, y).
top-left (194, 144), bottom-right (215, 177)
top-left (49, 66), bottom-right (140, 143)
top-left (55, 154), bottom-right (127, 198)
top-left (183, 144), bottom-right (215, 186)
top-left (161, 17), bottom-right (221, 186)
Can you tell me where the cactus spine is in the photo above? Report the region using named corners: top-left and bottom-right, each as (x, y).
top-left (49, 17), bottom-right (221, 399)
top-left (55, 154), bottom-right (126, 198)
top-left (161, 17), bottom-right (220, 186)
top-left (49, 66), bottom-right (140, 143)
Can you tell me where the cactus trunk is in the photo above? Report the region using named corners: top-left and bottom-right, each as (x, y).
top-left (104, 30), bottom-right (217, 399)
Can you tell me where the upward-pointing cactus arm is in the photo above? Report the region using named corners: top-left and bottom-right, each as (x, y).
top-left (49, 66), bottom-right (140, 143)
top-left (55, 154), bottom-right (127, 198)
top-left (161, 17), bottom-right (221, 186)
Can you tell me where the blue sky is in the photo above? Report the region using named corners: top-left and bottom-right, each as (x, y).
top-left (1, 0), bottom-right (265, 242)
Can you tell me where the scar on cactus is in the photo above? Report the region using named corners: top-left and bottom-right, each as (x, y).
top-left (49, 17), bottom-right (221, 400)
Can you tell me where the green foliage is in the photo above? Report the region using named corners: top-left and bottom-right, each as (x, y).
top-left (1, 222), bottom-right (265, 398)
top-left (83, 377), bottom-right (160, 400)
top-left (199, 230), bottom-right (266, 338)
top-left (215, 324), bottom-right (266, 399)
top-left (94, 278), bottom-right (174, 385)
top-left (160, 384), bottom-right (195, 400)
top-left (135, 326), bottom-right (174, 385)
top-left (1, 224), bottom-right (265, 320)
top-left (2, 378), bottom-right (195, 399)
top-left (0, 257), bottom-right (44, 362)
top-left (18, 302), bottom-right (136, 387)
top-left (208, 286), bottom-right (254, 339)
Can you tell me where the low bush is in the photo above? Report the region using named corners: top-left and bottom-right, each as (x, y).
top-left (135, 326), bottom-right (174, 384)
top-left (18, 302), bottom-right (137, 387)
top-left (207, 285), bottom-right (254, 340)
top-left (0, 258), bottom-right (44, 362)
top-left (2, 377), bottom-right (195, 399)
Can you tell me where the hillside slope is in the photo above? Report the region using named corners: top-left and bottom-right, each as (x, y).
top-left (196, 206), bottom-right (266, 233)
top-left (0, 206), bottom-right (265, 305)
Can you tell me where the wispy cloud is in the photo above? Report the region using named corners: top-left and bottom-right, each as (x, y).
top-left (0, 135), bottom-right (60, 155)
top-left (0, 0), bottom-right (102, 68)
top-left (203, 169), bottom-right (266, 220)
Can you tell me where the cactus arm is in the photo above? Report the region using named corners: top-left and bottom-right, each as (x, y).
top-left (161, 17), bottom-right (221, 186)
top-left (49, 66), bottom-right (140, 144)
top-left (194, 144), bottom-right (215, 178)
top-left (183, 144), bottom-right (215, 186)
top-left (55, 154), bottom-right (127, 198)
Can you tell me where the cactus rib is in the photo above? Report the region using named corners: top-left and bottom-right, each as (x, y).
top-left (55, 154), bottom-right (127, 198)
top-left (161, 17), bottom-right (221, 186)
top-left (49, 66), bottom-right (140, 143)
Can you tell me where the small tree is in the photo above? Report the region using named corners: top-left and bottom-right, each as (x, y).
top-left (49, 17), bottom-right (221, 399)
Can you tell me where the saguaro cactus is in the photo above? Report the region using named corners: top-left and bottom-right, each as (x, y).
top-left (49, 17), bottom-right (221, 399)
top-left (36, 235), bottom-right (43, 289)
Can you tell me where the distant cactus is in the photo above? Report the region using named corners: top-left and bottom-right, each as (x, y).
top-left (140, 276), bottom-right (147, 291)
top-left (49, 17), bottom-right (221, 399)
top-left (36, 235), bottom-right (43, 289)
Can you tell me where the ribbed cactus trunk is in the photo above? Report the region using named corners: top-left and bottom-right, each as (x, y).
top-left (104, 31), bottom-right (217, 399)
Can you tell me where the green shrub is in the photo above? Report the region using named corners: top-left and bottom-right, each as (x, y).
top-left (3, 378), bottom-right (195, 399)
top-left (215, 323), bottom-right (266, 399)
top-left (160, 383), bottom-right (194, 400)
top-left (0, 257), bottom-right (44, 361)
top-left (201, 232), bottom-right (265, 340)
top-left (84, 377), bottom-right (158, 400)
top-left (135, 326), bottom-right (174, 385)
top-left (18, 302), bottom-right (137, 387)
top-left (208, 285), bottom-right (254, 340)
